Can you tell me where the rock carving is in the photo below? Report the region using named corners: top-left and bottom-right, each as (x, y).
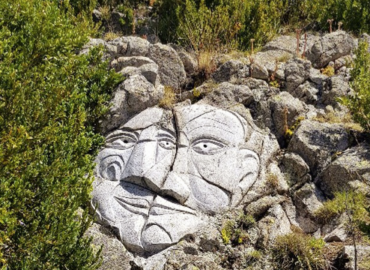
top-left (91, 104), bottom-right (261, 254)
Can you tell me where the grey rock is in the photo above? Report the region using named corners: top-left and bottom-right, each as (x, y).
top-left (109, 36), bottom-right (151, 57)
top-left (212, 60), bottom-right (248, 83)
top-left (257, 204), bottom-right (292, 247)
top-left (244, 78), bottom-right (269, 91)
top-left (198, 82), bottom-right (253, 108)
top-left (334, 55), bottom-right (352, 70)
top-left (169, 44), bottom-right (198, 75)
top-left (343, 245), bottom-right (370, 270)
top-left (100, 75), bottom-right (164, 133)
top-left (251, 63), bottom-right (269, 80)
top-left (292, 81), bottom-right (319, 104)
top-left (280, 152), bottom-right (311, 189)
top-left (285, 58), bottom-right (311, 93)
top-left (324, 224), bottom-right (347, 242)
top-left (322, 75), bottom-right (351, 106)
top-left (253, 50), bottom-right (289, 79)
top-left (111, 56), bottom-right (155, 72)
top-left (245, 195), bottom-right (287, 218)
top-left (306, 31), bottom-right (355, 68)
top-left (262, 35), bottom-right (297, 54)
top-left (148, 43), bottom-right (186, 89)
top-left (293, 183), bottom-right (325, 233)
top-left (85, 223), bottom-right (133, 270)
top-left (317, 143), bottom-right (370, 198)
top-left (309, 68), bottom-right (328, 86)
top-left (270, 92), bottom-right (306, 145)
top-left (287, 120), bottom-right (349, 176)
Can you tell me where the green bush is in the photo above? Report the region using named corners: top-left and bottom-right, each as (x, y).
top-left (0, 0), bottom-right (122, 268)
top-left (340, 41), bottom-right (370, 131)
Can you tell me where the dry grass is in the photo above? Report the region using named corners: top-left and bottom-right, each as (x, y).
top-left (321, 65), bottom-right (335, 76)
top-left (266, 173), bottom-right (279, 189)
top-left (197, 50), bottom-right (217, 79)
top-left (313, 111), bottom-right (363, 131)
top-left (104, 32), bottom-right (120, 41)
top-left (159, 86), bottom-right (177, 109)
top-left (98, 5), bottom-right (111, 21)
top-left (276, 53), bottom-right (292, 63)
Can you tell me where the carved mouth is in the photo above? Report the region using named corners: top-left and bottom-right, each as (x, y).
top-left (114, 196), bottom-right (151, 217)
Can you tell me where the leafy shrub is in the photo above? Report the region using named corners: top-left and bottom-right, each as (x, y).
top-left (340, 41), bottom-right (370, 131)
top-left (271, 232), bottom-right (327, 270)
top-left (221, 213), bottom-right (256, 245)
top-left (0, 0), bottom-right (122, 268)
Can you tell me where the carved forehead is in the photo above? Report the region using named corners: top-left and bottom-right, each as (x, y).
top-left (175, 105), bottom-right (248, 142)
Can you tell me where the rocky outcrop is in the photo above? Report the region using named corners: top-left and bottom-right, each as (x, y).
top-left (84, 31), bottom-right (370, 269)
top-left (306, 31), bottom-right (355, 68)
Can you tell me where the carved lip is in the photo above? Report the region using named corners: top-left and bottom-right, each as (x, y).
top-left (114, 196), bottom-right (151, 216)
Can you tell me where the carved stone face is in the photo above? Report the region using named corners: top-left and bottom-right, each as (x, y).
top-left (92, 105), bottom-right (260, 254)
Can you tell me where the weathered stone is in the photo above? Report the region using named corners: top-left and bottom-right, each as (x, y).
top-left (290, 81), bottom-right (319, 105)
top-left (212, 60), bottom-right (247, 83)
top-left (270, 92), bottom-right (306, 145)
top-left (100, 75), bottom-right (164, 133)
top-left (334, 55), bottom-right (352, 70)
top-left (317, 143), bottom-right (370, 198)
top-left (262, 35), bottom-right (297, 54)
top-left (148, 43), bottom-right (186, 89)
top-left (250, 63), bottom-right (269, 80)
top-left (306, 31), bottom-right (355, 68)
top-left (257, 204), bottom-right (292, 247)
top-left (109, 36), bottom-right (151, 57)
top-left (343, 245), bottom-right (370, 270)
top-left (321, 75), bottom-right (351, 106)
top-left (324, 224), bottom-right (347, 242)
top-left (245, 195), bottom-right (287, 218)
top-left (285, 58), bottom-right (311, 93)
top-left (198, 82), bottom-right (253, 108)
top-left (111, 56), bottom-right (155, 72)
top-left (85, 223), bottom-right (133, 270)
top-left (169, 44), bottom-right (198, 75)
top-left (309, 68), bottom-right (328, 86)
top-left (253, 50), bottom-right (289, 79)
top-left (280, 152), bottom-right (311, 189)
top-left (287, 120), bottom-right (349, 176)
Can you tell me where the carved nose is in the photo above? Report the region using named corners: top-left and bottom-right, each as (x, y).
top-left (120, 140), bottom-right (157, 186)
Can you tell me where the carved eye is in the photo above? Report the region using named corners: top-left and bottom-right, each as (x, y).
top-left (158, 138), bottom-right (176, 150)
top-left (191, 139), bottom-right (226, 155)
top-left (99, 156), bottom-right (124, 181)
top-left (106, 135), bottom-right (137, 150)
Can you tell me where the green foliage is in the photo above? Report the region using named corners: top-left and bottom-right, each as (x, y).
top-left (0, 0), bottom-right (122, 268)
top-left (116, 4), bottom-right (135, 34)
top-left (340, 41), bottom-right (370, 131)
top-left (271, 232), bottom-right (327, 270)
top-left (221, 213), bottom-right (256, 246)
top-left (314, 191), bottom-right (370, 231)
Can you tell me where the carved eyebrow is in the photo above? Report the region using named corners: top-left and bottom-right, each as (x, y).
top-left (157, 129), bottom-right (176, 139)
top-left (106, 129), bottom-right (139, 143)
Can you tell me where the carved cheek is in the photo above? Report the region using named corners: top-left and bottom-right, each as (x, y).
top-left (97, 148), bottom-right (134, 181)
top-left (191, 148), bottom-right (240, 192)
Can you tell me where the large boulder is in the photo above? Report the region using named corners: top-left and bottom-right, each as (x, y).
top-left (306, 31), bottom-right (355, 68)
top-left (287, 120), bottom-right (349, 176)
top-left (317, 143), bottom-right (370, 197)
top-left (148, 43), bottom-right (186, 89)
top-left (279, 152), bottom-right (311, 190)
